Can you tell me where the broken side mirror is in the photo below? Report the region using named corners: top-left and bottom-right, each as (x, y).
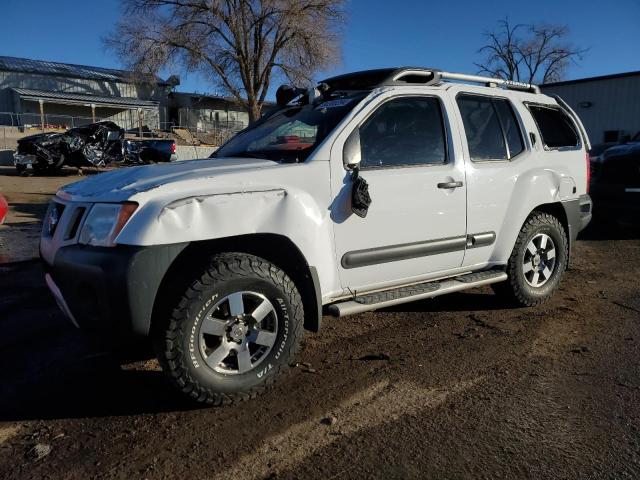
top-left (351, 170), bottom-right (371, 218)
top-left (343, 128), bottom-right (361, 171)
top-left (343, 128), bottom-right (370, 217)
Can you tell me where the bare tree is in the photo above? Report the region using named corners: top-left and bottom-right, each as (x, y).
top-left (106, 0), bottom-right (346, 122)
top-left (475, 18), bottom-right (587, 84)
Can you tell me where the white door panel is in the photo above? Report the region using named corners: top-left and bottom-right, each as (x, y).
top-left (329, 91), bottom-right (467, 292)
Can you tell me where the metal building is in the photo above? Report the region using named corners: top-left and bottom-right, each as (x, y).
top-left (542, 71), bottom-right (640, 144)
top-left (168, 92), bottom-right (250, 133)
top-left (0, 56), bottom-right (175, 130)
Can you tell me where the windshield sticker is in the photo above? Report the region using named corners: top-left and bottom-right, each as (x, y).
top-left (315, 98), bottom-right (353, 110)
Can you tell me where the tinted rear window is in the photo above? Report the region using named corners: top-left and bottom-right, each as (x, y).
top-left (528, 105), bottom-right (579, 149)
top-left (457, 95), bottom-right (507, 161)
top-left (493, 99), bottom-right (524, 158)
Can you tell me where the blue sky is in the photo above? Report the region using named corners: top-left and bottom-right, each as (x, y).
top-left (1, 0), bottom-right (639, 96)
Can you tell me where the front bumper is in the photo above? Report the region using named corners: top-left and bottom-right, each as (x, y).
top-left (43, 242), bottom-right (187, 335)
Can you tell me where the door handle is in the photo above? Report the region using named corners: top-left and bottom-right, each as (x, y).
top-left (437, 181), bottom-right (463, 189)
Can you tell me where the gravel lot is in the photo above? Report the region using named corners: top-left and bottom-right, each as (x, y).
top-left (0, 169), bottom-right (639, 479)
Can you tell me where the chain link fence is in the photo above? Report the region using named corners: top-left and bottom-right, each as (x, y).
top-left (0, 112), bottom-right (245, 150)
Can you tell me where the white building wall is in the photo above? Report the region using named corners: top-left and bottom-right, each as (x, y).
top-left (542, 73), bottom-right (640, 144)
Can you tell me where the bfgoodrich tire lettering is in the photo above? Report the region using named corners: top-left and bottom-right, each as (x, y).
top-left (492, 212), bottom-right (569, 307)
top-left (154, 252), bottom-right (304, 405)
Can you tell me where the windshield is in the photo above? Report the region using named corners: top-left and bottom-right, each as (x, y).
top-left (214, 93), bottom-right (365, 163)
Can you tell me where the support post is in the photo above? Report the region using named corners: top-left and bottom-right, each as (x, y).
top-left (138, 108), bottom-right (143, 138)
top-left (91, 104), bottom-right (96, 123)
top-left (39, 100), bottom-right (45, 132)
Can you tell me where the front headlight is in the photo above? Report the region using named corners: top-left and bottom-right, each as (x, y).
top-left (78, 202), bottom-right (138, 247)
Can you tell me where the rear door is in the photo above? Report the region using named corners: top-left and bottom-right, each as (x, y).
top-left (451, 90), bottom-right (532, 268)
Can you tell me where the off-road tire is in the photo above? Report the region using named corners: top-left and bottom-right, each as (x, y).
top-left (154, 252), bottom-right (304, 405)
top-left (492, 212), bottom-right (569, 307)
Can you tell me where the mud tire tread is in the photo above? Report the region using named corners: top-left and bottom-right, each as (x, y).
top-left (154, 252), bottom-right (304, 406)
top-left (492, 212), bottom-right (569, 307)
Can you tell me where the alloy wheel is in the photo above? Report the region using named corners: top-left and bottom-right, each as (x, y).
top-left (198, 291), bottom-right (278, 375)
top-left (522, 233), bottom-right (557, 288)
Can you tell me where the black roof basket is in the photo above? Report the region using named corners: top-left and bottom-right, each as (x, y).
top-left (321, 67), bottom-right (540, 94)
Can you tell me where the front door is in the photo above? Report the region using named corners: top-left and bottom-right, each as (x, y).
top-left (330, 93), bottom-right (467, 292)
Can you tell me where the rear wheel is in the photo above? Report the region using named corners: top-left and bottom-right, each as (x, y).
top-left (154, 252), bottom-right (304, 405)
top-left (492, 212), bottom-right (568, 306)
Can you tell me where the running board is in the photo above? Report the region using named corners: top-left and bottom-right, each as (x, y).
top-left (326, 270), bottom-right (507, 317)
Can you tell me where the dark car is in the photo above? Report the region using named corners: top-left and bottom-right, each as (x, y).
top-left (14, 121), bottom-right (176, 174)
top-left (589, 131), bottom-right (640, 160)
top-left (590, 140), bottom-right (640, 226)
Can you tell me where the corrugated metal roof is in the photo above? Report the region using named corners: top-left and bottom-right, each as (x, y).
top-left (542, 70), bottom-right (640, 87)
top-left (0, 55), bottom-right (168, 85)
top-left (12, 88), bottom-right (159, 109)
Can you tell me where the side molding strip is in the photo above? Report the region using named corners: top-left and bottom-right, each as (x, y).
top-left (466, 231), bottom-right (496, 249)
top-left (341, 232), bottom-right (496, 269)
top-left (342, 236), bottom-right (467, 269)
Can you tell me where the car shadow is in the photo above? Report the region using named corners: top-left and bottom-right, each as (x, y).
top-left (0, 165), bottom-right (105, 178)
top-left (0, 365), bottom-right (202, 421)
top-left (2, 201), bottom-right (48, 224)
top-left (579, 221), bottom-right (640, 241)
top-left (0, 261), bottom-right (515, 422)
top-left (0, 262), bottom-right (203, 421)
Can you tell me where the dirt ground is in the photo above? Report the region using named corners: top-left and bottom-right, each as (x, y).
top-left (0, 167), bottom-right (85, 263)
top-left (0, 169), bottom-right (639, 479)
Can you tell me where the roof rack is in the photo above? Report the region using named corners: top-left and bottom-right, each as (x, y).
top-left (436, 71), bottom-right (540, 94)
top-left (321, 67), bottom-right (540, 94)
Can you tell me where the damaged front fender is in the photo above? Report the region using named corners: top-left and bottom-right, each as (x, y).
top-left (119, 188), bottom-right (301, 246)
top-left (157, 189), bottom-right (288, 232)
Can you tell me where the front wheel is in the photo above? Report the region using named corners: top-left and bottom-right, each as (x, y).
top-left (154, 253), bottom-right (304, 405)
top-left (492, 212), bottom-right (569, 307)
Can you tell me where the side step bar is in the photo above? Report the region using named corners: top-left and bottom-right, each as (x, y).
top-left (326, 270), bottom-right (507, 317)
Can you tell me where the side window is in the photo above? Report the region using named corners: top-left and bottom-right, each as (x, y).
top-left (493, 99), bottom-right (524, 158)
top-left (456, 95), bottom-right (508, 161)
top-left (528, 105), bottom-right (579, 149)
top-left (359, 97), bottom-right (446, 168)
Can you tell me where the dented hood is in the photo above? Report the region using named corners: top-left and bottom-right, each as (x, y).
top-left (58, 157), bottom-right (278, 202)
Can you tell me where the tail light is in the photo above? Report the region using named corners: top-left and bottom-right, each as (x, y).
top-left (171, 141), bottom-right (176, 154)
top-left (585, 152), bottom-right (591, 193)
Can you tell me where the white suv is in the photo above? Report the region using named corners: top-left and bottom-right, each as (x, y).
top-left (40, 68), bottom-right (593, 404)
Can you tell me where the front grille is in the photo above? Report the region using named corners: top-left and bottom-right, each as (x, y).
top-left (41, 199), bottom-right (91, 267)
top-left (64, 206), bottom-right (86, 240)
top-left (46, 202), bottom-right (65, 237)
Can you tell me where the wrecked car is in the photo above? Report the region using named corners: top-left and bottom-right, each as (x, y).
top-left (41, 67), bottom-right (592, 406)
top-left (14, 121), bottom-right (176, 174)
